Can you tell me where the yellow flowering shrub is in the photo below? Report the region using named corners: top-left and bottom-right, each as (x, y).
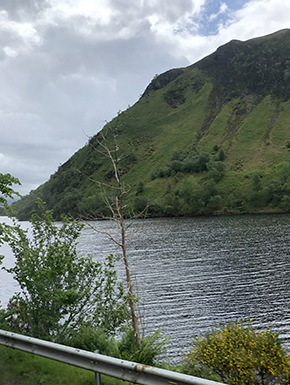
top-left (184, 320), bottom-right (290, 385)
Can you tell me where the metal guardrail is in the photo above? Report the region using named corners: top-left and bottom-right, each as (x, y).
top-left (0, 329), bottom-right (226, 385)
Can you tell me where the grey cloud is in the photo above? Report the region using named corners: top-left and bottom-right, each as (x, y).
top-left (41, 16), bottom-right (187, 75)
top-left (0, 13), bottom-right (189, 191)
top-left (0, 0), bottom-right (51, 21)
top-left (109, 0), bottom-right (140, 14)
top-left (0, 29), bottom-right (20, 49)
top-left (0, 1), bottom-right (196, 193)
top-left (147, 0), bottom-right (195, 22)
top-left (110, 0), bottom-right (195, 22)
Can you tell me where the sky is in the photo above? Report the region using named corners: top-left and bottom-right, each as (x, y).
top-left (0, 0), bottom-right (290, 196)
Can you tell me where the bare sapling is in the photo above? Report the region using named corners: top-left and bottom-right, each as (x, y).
top-left (80, 122), bottom-right (148, 345)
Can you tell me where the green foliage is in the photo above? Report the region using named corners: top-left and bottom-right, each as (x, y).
top-left (152, 146), bottom-right (223, 180)
top-left (242, 163), bottom-right (290, 211)
top-left (252, 174), bottom-right (262, 191)
top-left (78, 193), bottom-right (111, 218)
top-left (60, 326), bottom-right (120, 357)
top-left (116, 328), bottom-right (169, 366)
top-left (206, 194), bottom-right (222, 211)
top-left (133, 196), bottom-right (149, 213)
top-left (0, 173), bottom-right (21, 265)
top-left (0, 173), bottom-right (21, 205)
top-left (217, 148), bottom-right (225, 161)
top-left (161, 175), bottom-right (224, 215)
top-left (133, 196), bottom-right (163, 216)
top-left (212, 144), bottom-right (219, 152)
top-left (274, 161), bottom-right (290, 183)
top-left (58, 326), bottom-right (169, 367)
top-left (136, 181), bottom-right (145, 195)
top-left (0, 173), bottom-right (21, 215)
top-left (206, 160), bottom-right (226, 182)
top-left (184, 320), bottom-right (290, 385)
top-left (0, 200), bottom-right (128, 339)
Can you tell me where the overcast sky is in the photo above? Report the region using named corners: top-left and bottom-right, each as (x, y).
top-left (0, 0), bottom-right (289, 196)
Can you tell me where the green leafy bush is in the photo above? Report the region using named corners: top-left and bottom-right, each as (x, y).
top-left (60, 326), bottom-right (120, 357)
top-left (0, 199), bottom-right (128, 339)
top-left (63, 327), bottom-right (169, 366)
top-left (151, 144), bottom-right (226, 182)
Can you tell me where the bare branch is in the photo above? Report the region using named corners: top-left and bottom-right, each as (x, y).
top-left (76, 168), bottom-right (119, 191)
top-left (83, 221), bottom-right (123, 248)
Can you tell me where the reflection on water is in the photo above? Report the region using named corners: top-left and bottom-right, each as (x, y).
top-left (1, 214), bottom-right (290, 362)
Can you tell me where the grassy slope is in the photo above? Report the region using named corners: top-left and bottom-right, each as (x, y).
top-left (121, 73), bottom-right (212, 187)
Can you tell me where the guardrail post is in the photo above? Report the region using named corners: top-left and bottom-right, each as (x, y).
top-left (94, 349), bottom-right (101, 385)
top-left (95, 371), bottom-right (101, 385)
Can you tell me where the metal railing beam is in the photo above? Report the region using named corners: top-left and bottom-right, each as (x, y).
top-left (0, 329), bottom-right (226, 385)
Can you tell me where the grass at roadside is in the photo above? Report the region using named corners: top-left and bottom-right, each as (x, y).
top-left (0, 346), bottom-right (128, 385)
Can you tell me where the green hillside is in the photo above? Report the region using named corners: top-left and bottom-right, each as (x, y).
top-left (13, 29), bottom-right (290, 220)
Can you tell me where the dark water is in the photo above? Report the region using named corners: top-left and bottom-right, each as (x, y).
top-left (1, 214), bottom-right (290, 362)
top-left (77, 214), bottom-right (290, 362)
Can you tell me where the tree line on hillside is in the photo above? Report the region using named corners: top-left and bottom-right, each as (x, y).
top-left (4, 140), bottom-right (290, 222)
top-left (135, 148), bottom-right (290, 217)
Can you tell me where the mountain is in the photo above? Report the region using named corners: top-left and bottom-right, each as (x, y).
top-left (13, 29), bottom-right (290, 220)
